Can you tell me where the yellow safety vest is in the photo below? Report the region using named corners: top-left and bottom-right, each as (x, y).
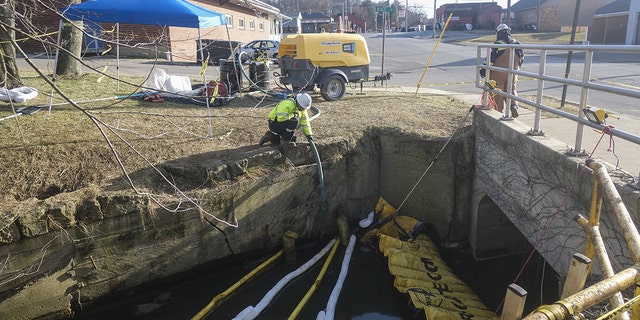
top-left (268, 98), bottom-right (312, 136)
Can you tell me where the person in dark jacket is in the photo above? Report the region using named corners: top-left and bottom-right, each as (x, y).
top-left (480, 24), bottom-right (524, 117)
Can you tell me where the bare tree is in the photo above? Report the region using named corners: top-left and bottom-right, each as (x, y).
top-left (0, 0), bottom-right (22, 88)
top-left (55, 0), bottom-right (82, 77)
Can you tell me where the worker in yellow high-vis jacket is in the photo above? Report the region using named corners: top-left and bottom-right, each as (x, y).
top-left (259, 93), bottom-right (313, 147)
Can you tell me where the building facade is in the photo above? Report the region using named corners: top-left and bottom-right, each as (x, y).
top-left (15, 0), bottom-right (288, 62)
top-left (511, 0), bottom-right (619, 33)
top-left (589, 0), bottom-right (640, 44)
top-left (435, 2), bottom-right (502, 31)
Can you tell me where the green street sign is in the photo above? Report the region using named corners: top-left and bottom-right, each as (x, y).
top-left (376, 6), bottom-right (394, 13)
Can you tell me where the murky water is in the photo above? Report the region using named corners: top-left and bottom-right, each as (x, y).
top-left (77, 242), bottom-right (406, 320)
top-left (77, 239), bottom-right (558, 319)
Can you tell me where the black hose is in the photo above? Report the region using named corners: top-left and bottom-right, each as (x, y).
top-left (307, 136), bottom-right (327, 239)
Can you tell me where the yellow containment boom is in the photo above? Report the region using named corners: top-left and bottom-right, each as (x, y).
top-left (371, 196), bottom-right (497, 320)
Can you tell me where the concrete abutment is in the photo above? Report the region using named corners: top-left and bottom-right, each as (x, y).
top-left (0, 127), bottom-right (474, 319)
top-left (3, 110), bottom-right (639, 319)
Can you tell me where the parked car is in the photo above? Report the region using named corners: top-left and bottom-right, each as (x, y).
top-left (237, 40), bottom-right (280, 61)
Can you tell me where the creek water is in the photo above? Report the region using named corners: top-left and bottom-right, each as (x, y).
top-left (77, 241), bottom-right (406, 320)
top-left (77, 239), bottom-right (557, 319)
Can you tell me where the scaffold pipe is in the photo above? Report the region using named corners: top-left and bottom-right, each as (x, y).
top-left (523, 266), bottom-right (640, 320)
top-left (587, 160), bottom-right (640, 263)
top-left (574, 215), bottom-right (629, 319)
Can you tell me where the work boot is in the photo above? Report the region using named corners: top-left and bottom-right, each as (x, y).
top-left (510, 104), bottom-right (519, 118)
top-left (259, 131), bottom-right (273, 145)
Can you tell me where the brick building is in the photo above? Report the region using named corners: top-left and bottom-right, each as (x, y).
top-left (15, 0), bottom-right (288, 62)
top-left (589, 0), bottom-right (640, 44)
top-left (435, 2), bottom-right (502, 31)
top-left (343, 13), bottom-right (367, 33)
top-left (511, 0), bottom-right (618, 33)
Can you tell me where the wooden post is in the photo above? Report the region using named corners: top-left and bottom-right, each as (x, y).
top-left (561, 253), bottom-right (591, 299)
top-left (501, 283), bottom-right (527, 320)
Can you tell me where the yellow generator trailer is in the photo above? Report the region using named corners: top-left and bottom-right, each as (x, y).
top-left (278, 33), bottom-right (387, 101)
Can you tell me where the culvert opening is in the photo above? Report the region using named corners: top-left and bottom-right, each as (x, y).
top-left (73, 127), bottom-right (561, 320)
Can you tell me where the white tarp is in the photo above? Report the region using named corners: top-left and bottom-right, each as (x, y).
top-left (142, 69), bottom-right (192, 93)
top-left (0, 87), bottom-right (38, 103)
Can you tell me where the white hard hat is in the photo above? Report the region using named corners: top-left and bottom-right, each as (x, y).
top-left (295, 93), bottom-right (312, 110)
top-left (496, 24), bottom-right (511, 32)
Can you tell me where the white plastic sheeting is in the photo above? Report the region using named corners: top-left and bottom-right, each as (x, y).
top-left (0, 87), bottom-right (38, 103)
top-left (141, 69), bottom-right (191, 93)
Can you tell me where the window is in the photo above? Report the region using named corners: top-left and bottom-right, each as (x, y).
top-left (238, 17), bottom-right (245, 29)
top-left (249, 20), bottom-right (255, 31)
top-left (226, 15), bottom-right (233, 28)
top-left (259, 21), bottom-right (264, 32)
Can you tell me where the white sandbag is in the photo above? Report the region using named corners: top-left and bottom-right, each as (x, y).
top-left (165, 75), bottom-right (191, 93)
top-left (0, 86), bottom-right (38, 103)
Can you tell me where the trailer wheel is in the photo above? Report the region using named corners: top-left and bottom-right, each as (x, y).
top-left (321, 75), bottom-right (346, 101)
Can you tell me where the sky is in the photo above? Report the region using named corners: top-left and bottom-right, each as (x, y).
top-left (410, 0), bottom-right (511, 19)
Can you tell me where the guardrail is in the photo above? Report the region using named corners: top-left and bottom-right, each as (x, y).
top-left (475, 43), bottom-right (640, 182)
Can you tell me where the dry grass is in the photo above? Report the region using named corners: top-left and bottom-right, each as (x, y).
top-left (0, 73), bottom-right (471, 201)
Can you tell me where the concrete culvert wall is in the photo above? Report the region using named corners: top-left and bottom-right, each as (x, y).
top-left (0, 128), bottom-right (474, 319)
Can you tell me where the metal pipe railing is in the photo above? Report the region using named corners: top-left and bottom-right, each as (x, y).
top-left (476, 43), bottom-right (640, 169)
top-left (523, 266), bottom-right (640, 320)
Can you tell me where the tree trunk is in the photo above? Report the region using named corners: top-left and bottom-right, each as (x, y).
top-left (0, 0), bottom-right (22, 88)
top-left (56, 0), bottom-right (83, 78)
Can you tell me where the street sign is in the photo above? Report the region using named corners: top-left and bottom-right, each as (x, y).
top-left (376, 6), bottom-right (395, 13)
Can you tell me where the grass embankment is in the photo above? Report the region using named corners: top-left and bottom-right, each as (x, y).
top-left (0, 72), bottom-right (471, 200)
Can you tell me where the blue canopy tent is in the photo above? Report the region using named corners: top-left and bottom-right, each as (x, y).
top-left (60, 0), bottom-right (226, 29)
top-left (54, 0), bottom-right (228, 119)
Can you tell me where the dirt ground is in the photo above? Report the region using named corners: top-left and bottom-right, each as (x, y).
top-left (0, 86), bottom-right (472, 202)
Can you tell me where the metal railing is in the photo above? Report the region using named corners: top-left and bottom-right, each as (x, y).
top-left (475, 43), bottom-right (640, 177)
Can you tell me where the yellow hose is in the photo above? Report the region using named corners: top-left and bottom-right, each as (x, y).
top-left (191, 250), bottom-right (284, 320)
top-left (287, 239), bottom-right (341, 320)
